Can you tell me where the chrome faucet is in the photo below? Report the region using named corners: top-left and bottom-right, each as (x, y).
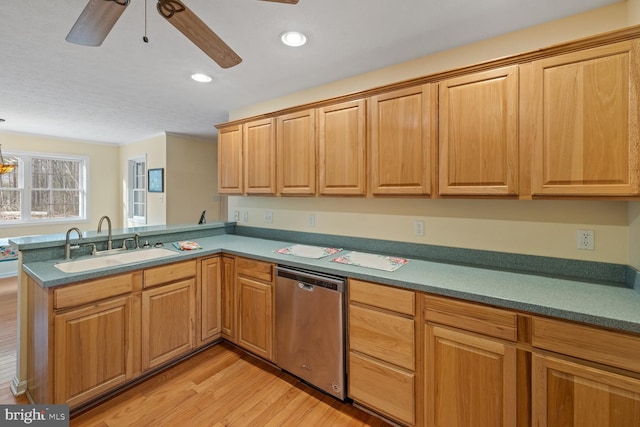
top-left (97, 215), bottom-right (112, 250)
top-left (122, 233), bottom-right (140, 250)
top-left (65, 227), bottom-right (83, 260)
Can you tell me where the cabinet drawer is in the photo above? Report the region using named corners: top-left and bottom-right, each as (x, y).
top-left (349, 351), bottom-right (415, 426)
top-left (54, 272), bottom-right (139, 310)
top-left (235, 257), bottom-right (273, 282)
top-left (424, 294), bottom-right (517, 341)
top-left (532, 317), bottom-right (640, 373)
top-left (144, 260), bottom-right (196, 288)
top-left (349, 304), bottom-right (415, 370)
top-left (349, 279), bottom-right (415, 316)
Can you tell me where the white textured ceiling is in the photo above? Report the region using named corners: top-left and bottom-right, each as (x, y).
top-left (0, 0), bottom-right (620, 145)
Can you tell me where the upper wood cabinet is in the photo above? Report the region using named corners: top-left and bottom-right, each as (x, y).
top-left (318, 99), bottom-right (367, 196)
top-left (277, 109), bottom-right (317, 195)
top-left (523, 40), bottom-right (640, 197)
top-left (439, 66), bottom-right (519, 196)
top-left (244, 118), bottom-right (276, 195)
top-left (217, 124), bottom-right (243, 194)
top-left (369, 84), bottom-right (437, 196)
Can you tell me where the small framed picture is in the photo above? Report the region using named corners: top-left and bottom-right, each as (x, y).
top-left (148, 168), bottom-right (164, 193)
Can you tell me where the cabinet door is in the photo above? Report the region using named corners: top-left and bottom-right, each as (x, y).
top-left (533, 353), bottom-right (640, 427)
top-left (525, 40), bottom-right (640, 196)
top-left (217, 124), bottom-right (243, 194)
top-left (54, 295), bottom-right (138, 407)
top-left (244, 118), bottom-right (276, 194)
top-left (277, 109), bottom-right (317, 195)
top-left (425, 325), bottom-right (517, 427)
top-left (142, 279), bottom-right (196, 370)
top-left (318, 99), bottom-right (366, 196)
top-left (439, 66), bottom-right (519, 196)
top-left (369, 84), bottom-right (437, 195)
top-left (200, 257), bottom-right (221, 345)
top-left (221, 256), bottom-right (236, 341)
top-left (236, 275), bottom-right (273, 361)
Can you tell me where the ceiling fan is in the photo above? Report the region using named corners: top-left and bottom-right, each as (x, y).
top-left (66, 0), bottom-right (299, 68)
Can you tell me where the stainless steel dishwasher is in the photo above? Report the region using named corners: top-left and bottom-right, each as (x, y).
top-left (275, 265), bottom-right (346, 400)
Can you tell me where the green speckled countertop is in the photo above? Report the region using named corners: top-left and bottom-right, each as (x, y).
top-left (22, 233), bottom-right (640, 334)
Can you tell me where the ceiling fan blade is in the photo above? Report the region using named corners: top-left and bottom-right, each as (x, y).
top-left (157, 0), bottom-right (242, 69)
top-left (259, 0), bottom-right (299, 4)
top-left (66, 0), bottom-right (130, 46)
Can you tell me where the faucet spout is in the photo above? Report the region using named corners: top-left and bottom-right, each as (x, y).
top-left (65, 227), bottom-right (83, 260)
top-left (97, 215), bottom-right (113, 251)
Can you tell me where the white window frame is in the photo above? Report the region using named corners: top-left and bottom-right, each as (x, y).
top-left (0, 150), bottom-right (88, 226)
top-left (127, 155), bottom-right (147, 224)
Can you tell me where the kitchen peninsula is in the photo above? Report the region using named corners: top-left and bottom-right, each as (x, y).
top-left (13, 222), bottom-right (640, 426)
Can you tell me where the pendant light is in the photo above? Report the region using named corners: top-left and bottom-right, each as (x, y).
top-left (0, 145), bottom-right (16, 175)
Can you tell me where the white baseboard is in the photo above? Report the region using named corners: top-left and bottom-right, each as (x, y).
top-left (10, 375), bottom-right (27, 396)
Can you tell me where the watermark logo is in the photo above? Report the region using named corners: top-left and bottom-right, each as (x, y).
top-left (1, 405), bottom-right (69, 426)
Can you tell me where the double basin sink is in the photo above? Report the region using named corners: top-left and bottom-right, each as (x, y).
top-left (54, 247), bottom-right (179, 273)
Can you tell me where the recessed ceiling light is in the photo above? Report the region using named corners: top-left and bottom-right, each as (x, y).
top-left (280, 31), bottom-right (307, 47)
top-left (191, 73), bottom-right (213, 83)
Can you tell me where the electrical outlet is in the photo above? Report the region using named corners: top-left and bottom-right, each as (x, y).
top-left (308, 214), bottom-right (316, 227)
top-left (414, 220), bottom-right (425, 237)
top-left (576, 229), bottom-right (594, 250)
top-left (243, 211), bottom-right (249, 222)
top-left (233, 210), bottom-right (240, 222)
top-left (264, 210), bottom-right (273, 223)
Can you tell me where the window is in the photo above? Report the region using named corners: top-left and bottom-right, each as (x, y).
top-left (0, 151), bottom-right (87, 224)
top-left (127, 156), bottom-right (146, 224)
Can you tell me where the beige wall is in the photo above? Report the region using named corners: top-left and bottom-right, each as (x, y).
top-left (0, 131), bottom-right (120, 238)
top-left (228, 2), bottom-right (638, 266)
top-left (166, 134), bottom-right (222, 225)
top-left (119, 133), bottom-right (167, 227)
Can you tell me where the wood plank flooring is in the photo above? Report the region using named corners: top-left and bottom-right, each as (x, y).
top-left (72, 343), bottom-right (390, 426)
top-left (0, 276), bottom-right (391, 426)
top-left (0, 276), bottom-right (29, 405)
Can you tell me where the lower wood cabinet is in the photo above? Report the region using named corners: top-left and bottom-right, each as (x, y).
top-left (27, 272), bottom-right (143, 408)
top-left (199, 256), bottom-right (222, 345)
top-left (235, 257), bottom-right (275, 361)
top-left (425, 325), bottom-right (517, 427)
top-left (27, 259), bottom-right (200, 410)
top-left (348, 279), bottom-right (416, 426)
top-left (142, 260), bottom-right (196, 371)
top-left (141, 278), bottom-right (196, 371)
top-left (54, 294), bottom-right (139, 407)
top-left (531, 316), bottom-right (640, 426)
top-left (220, 256), bottom-right (236, 341)
top-left (423, 294), bottom-right (519, 427)
top-left (532, 353), bottom-right (640, 427)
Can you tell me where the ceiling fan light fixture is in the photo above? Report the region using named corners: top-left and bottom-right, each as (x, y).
top-left (280, 31), bottom-right (307, 47)
top-left (191, 73), bottom-right (213, 83)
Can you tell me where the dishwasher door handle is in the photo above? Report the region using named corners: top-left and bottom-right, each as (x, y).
top-left (298, 282), bottom-right (314, 291)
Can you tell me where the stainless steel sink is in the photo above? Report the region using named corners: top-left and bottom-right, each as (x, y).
top-left (54, 247), bottom-right (179, 273)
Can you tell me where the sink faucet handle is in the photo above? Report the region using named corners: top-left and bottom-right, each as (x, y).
top-left (83, 243), bottom-right (97, 256)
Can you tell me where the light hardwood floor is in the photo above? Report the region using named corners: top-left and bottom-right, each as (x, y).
top-left (73, 343), bottom-right (390, 427)
top-left (0, 276), bottom-right (390, 426)
top-left (0, 276), bottom-right (28, 405)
